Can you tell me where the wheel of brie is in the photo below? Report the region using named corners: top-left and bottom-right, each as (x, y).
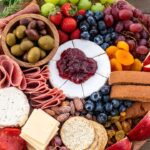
top-left (48, 39), bottom-right (111, 98)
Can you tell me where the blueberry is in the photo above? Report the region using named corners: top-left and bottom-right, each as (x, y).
top-left (97, 113), bottom-right (108, 124)
top-left (80, 25), bottom-right (89, 31)
top-left (79, 21), bottom-right (90, 29)
top-left (90, 92), bottom-right (102, 102)
top-left (119, 105), bottom-right (127, 112)
top-left (81, 31), bottom-right (90, 40)
top-left (100, 85), bottom-right (110, 95)
top-left (111, 109), bottom-right (119, 116)
top-left (124, 101), bottom-right (133, 108)
top-left (87, 16), bottom-right (96, 26)
top-left (76, 15), bottom-right (84, 22)
top-left (102, 95), bottom-right (110, 103)
top-left (100, 29), bottom-right (108, 35)
top-left (105, 103), bottom-right (113, 112)
top-left (98, 21), bottom-right (106, 31)
top-left (101, 43), bottom-right (109, 50)
top-left (105, 34), bottom-right (111, 42)
top-left (108, 41), bottom-right (113, 45)
top-left (90, 29), bottom-right (98, 36)
top-left (85, 10), bottom-right (94, 17)
top-left (84, 100), bottom-right (95, 112)
top-left (111, 32), bottom-right (117, 40)
top-left (95, 102), bottom-right (104, 112)
top-left (94, 11), bottom-right (104, 21)
top-left (94, 35), bottom-right (103, 45)
top-left (112, 99), bottom-right (120, 108)
top-left (107, 27), bottom-right (114, 33)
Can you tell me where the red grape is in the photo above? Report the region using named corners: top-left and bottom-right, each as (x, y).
top-left (136, 46), bottom-right (149, 55)
top-left (115, 35), bottom-right (126, 43)
top-left (60, 146), bottom-right (68, 150)
top-left (133, 9), bottom-right (143, 18)
top-left (54, 136), bottom-right (62, 146)
top-left (141, 30), bottom-right (149, 39)
top-left (129, 23), bottom-right (143, 33)
top-left (104, 7), bottom-right (111, 15)
top-left (117, 1), bottom-right (128, 10)
top-left (119, 9), bottom-right (133, 20)
top-left (111, 6), bottom-right (119, 20)
top-left (126, 40), bottom-right (136, 51)
top-left (135, 33), bottom-right (141, 39)
top-left (141, 14), bottom-right (149, 26)
top-left (124, 20), bottom-right (133, 30)
top-left (139, 39), bottom-right (147, 46)
top-left (104, 15), bottom-right (114, 27)
top-left (115, 22), bottom-right (124, 32)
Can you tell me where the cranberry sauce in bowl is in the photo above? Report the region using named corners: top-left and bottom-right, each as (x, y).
top-left (57, 48), bottom-right (97, 84)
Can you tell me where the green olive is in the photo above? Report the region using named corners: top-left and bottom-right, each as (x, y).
top-left (15, 25), bottom-right (26, 39)
top-left (6, 33), bottom-right (16, 46)
top-left (11, 44), bottom-right (24, 56)
top-left (20, 40), bottom-right (34, 51)
top-left (40, 49), bottom-right (47, 59)
top-left (27, 47), bottom-right (41, 63)
top-left (38, 35), bottom-right (54, 51)
top-left (13, 29), bottom-right (16, 35)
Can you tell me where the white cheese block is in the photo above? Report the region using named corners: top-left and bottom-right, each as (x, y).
top-left (0, 87), bottom-right (30, 128)
top-left (82, 74), bottom-right (107, 97)
top-left (60, 80), bottom-right (84, 99)
top-left (48, 60), bottom-right (67, 88)
top-left (94, 54), bottom-right (111, 78)
top-left (52, 41), bottom-right (74, 61)
top-left (21, 109), bottom-right (60, 145)
top-left (72, 39), bottom-right (105, 58)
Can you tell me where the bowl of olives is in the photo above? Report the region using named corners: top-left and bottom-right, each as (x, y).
top-left (1, 14), bottom-right (59, 68)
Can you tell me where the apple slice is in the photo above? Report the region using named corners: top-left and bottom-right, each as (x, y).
top-left (128, 111), bottom-right (150, 141)
top-left (143, 64), bottom-right (150, 72)
top-left (106, 137), bottom-right (132, 150)
top-left (143, 52), bottom-right (150, 66)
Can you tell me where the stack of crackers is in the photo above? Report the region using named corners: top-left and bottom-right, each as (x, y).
top-left (60, 116), bottom-right (108, 150)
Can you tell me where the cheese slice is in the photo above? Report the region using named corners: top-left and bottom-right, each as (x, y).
top-left (21, 109), bottom-right (60, 145)
top-left (21, 127), bottom-right (58, 150)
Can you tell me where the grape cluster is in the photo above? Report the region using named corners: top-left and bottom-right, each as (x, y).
top-left (84, 85), bottom-right (133, 124)
top-left (104, 0), bottom-right (150, 61)
top-left (76, 10), bottom-right (117, 50)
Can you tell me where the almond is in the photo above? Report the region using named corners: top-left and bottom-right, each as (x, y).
top-left (73, 98), bottom-right (83, 112)
top-left (45, 109), bottom-right (55, 117)
top-left (58, 106), bottom-right (71, 114)
top-left (57, 113), bottom-right (70, 123)
top-left (70, 101), bottom-right (75, 115)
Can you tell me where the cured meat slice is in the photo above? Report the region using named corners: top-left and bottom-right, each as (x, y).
top-left (23, 67), bottom-right (41, 77)
top-left (19, 75), bottom-right (27, 90)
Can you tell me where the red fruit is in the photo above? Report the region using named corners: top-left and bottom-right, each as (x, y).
top-left (70, 29), bottom-right (80, 40)
top-left (106, 137), bottom-right (132, 150)
top-left (129, 23), bottom-right (143, 33)
top-left (0, 128), bottom-right (27, 150)
top-left (104, 15), bottom-right (114, 27)
top-left (143, 64), bottom-right (150, 72)
top-left (77, 9), bottom-right (86, 16)
top-left (128, 111), bottom-right (150, 141)
top-left (50, 12), bottom-right (63, 26)
top-left (61, 17), bottom-right (77, 33)
top-left (119, 9), bottom-right (133, 20)
top-left (136, 46), bottom-right (149, 55)
top-left (58, 30), bottom-right (69, 44)
top-left (61, 3), bottom-right (77, 17)
top-left (143, 52), bottom-right (150, 66)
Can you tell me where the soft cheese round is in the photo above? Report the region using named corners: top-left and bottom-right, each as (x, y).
top-left (0, 87), bottom-right (30, 128)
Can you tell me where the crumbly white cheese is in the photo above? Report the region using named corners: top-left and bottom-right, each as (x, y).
top-left (0, 87), bottom-right (30, 128)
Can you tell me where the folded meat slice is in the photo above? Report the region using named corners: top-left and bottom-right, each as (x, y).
top-left (23, 67), bottom-right (41, 77)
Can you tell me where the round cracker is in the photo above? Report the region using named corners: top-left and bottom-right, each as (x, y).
top-left (86, 133), bottom-right (98, 150)
top-left (90, 121), bottom-right (108, 150)
top-left (61, 117), bottom-right (95, 150)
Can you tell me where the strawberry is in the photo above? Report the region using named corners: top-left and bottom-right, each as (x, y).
top-left (49, 12), bottom-right (63, 26)
top-left (70, 29), bottom-right (81, 40)
top-left (58, 30), bottom-right (69, 44)
top-left (61, 17), bottom-right (77, 33)
top-left (61, 3), bottom-right (77, 17)
top-left (77, 9), bottom-right (86, 16)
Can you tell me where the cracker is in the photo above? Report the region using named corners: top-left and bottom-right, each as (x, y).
top-left (61, 117), bottom-right (95, 150)
top-left (90, 121), bottom-right (108, 150)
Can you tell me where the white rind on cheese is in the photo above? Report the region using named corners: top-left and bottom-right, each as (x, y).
top-left (0, 87), bottom-right (30, 128)
top-left (52, 41), bottom-right (74, 61)
top-left (94, 54), bottom-right (111, 78)
top-left (48, 60), bottom-right (67, 88)
top-left (82, 74), bottom-right (107, 98)
top-left (60, 80), bottom-right (84, 99)
top-left (72, 39), bottom-right (105, 58)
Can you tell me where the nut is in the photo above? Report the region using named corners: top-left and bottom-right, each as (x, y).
top-left (57, 113), bottom-right (70, 123)
top-left (51, 106), bottom-right (60, 115)
top-left (85, 113), bottom-right (93, 120)
top-left (70, 101), bottom-right (75, 115)
top-left (73, 98), bottom-right (83, 112)
top-left (45, 109), bottom-right (55, 117)
top-left (58, 106), bottom-right (71, 114)
top-left (61, 101), bottom-right (70, 106)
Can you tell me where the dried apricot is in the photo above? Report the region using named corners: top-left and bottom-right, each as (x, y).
top-left (110, 58), bottom-right (122, 71)
top-left (117, 41), bottom-right (129, 51)
top-left (130, 58), bottom-right (143, 71)
top-left (106, 46), bottom-right (118, 59)
top-left (122, 65), bottom-right (131, 71)
top-left (116, 50), bottom-right (134, 66)
top-left (115, 130), bottom-right (125, 141)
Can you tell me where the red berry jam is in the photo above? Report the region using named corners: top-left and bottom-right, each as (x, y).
top-left (57, 48), bottom-right (97, 84)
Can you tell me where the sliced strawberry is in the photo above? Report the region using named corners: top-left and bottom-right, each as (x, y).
top-left (50, 12), bottom-right (63, 26)
top-left (128, 111), bottom-right (150, 141)
top-left (58, 30), bottom-right (69, 44)
top-left (143, 52), bottom-right (150, 66)
top-left (106, 137), bottom-right (132, 150)
top-left (143, 64), bottom-right (150, 72)
top-left (70, 29), bottom-right (80, 40)
top-left (77, 9), bottom-right (86, 16)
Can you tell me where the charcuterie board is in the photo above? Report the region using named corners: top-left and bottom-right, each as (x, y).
top-left (0, 0), bottom-right (150, 150)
